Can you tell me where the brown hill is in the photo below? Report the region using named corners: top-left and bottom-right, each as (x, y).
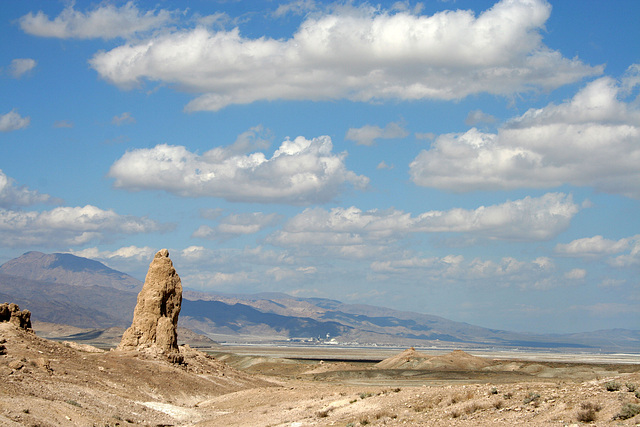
top-left (0, 251), bottom-right (142, 292)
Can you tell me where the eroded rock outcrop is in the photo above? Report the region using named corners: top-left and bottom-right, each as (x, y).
top-left (0, 302), bottom-right (32, 330)
top-left (117, 249), bottom-right (182, 361)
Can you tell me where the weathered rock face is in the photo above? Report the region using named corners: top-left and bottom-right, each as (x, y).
top-left (0, 302), bottom-right (32, 330)
top-left (117, 249), bottom-right (182, 357)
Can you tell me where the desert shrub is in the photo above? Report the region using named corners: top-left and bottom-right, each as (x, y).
top-left (360, 418), bottom-right (370, 425)
top-left (636, 390), bottom-right (640, 399)
top-left (626, 383), bottom-right (637, 392)
top-left (576, 407), bottom-right (598, 423)
top-left (493, 399), bottom-right (504, 410)
top-left (605, 381), bottom-right (622, 391)
top-left (464, 401), bottom-right (484, 415)
top-left (503, 392), bottom-right (513, 399)
top-left (523, 392), bottom-right (541, 404)
top-left (489, 387), bottom-right (498, 395)
top-left (577, 409), bottom-right (596, 422)
top-left (580, 402), bottom-right (602, 412)
top-left (614, 403), bottom-right (640, 420)
top-left (316, 408), bottom-right (333, 418)
top-left (359, 392), bottom-right (373, 399)
top-left (374, 410), bottom-right (395, 420)
top-left (65, 400), bottom-right (81, 408)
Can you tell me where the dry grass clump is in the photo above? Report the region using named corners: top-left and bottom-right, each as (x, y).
top-left (523, 392), bottom-right (541, 406)
top-left (316, 407), bottom-right (333, 418)
top-left (492, 399), bottom-right (505, 409)
top-left (576, 401), bottom-right (602, 423)
top-left (463, 401), bottom-right (485, 415)
top-left (448, 389), bottom-right (474, 405)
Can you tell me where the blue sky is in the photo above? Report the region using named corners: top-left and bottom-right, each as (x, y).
top-left (1, 0), bottom-right (639, 334)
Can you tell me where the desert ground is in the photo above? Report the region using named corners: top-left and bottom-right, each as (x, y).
top-left (1, 322), bottom-right (640, 426)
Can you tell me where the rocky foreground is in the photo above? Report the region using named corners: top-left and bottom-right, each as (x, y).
top-left (1, 319), bottom-right (639, 426)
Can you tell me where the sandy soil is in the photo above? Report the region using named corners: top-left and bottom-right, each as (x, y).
top-left (2, 322), bottom-right (640, 426)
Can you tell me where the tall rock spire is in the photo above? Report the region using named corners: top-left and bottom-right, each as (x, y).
top-left (117, 249), bottom-right (182, 359)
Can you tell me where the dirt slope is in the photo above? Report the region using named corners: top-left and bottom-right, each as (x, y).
top-left (0, 322), bottom-right (272, 426)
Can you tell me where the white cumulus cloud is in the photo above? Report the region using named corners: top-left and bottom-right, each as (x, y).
top-left (108, 135), bottom-right (368, 204)
top-left (0, 205), bottom-right (168, 247)
top-left (345, 121), bottom-right (409, 146)
top-left (8, 58), bottom-right (36, 78)
top-left (410, 68), bottom-right (640, 198)
top-left (0, 170), bottom-right (56, 208)
top-left (19, 1), bottom-right (176, 39)
top-left (269, 192), bottom-right (579, 251)
top-left (89, 0), bottom-right (600, 111)
top-left (0, 110), bottom-right (30, 132)
top-left (193, 212), bottom-right (282, 240)
top-left (112, 112), bottom-right (135, 126)
top-left (555, 235), bottom-right (635, 257)
top-left (370, 254), bottom-right (569, 289)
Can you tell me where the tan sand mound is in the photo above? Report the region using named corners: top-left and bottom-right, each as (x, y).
top-left (375, 347), bottom-right (431, 369)
top-left (376, 348), bottom-right (492, 370)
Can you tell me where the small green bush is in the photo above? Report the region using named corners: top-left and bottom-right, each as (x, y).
top-left (626, 383), bottom-right (637, 392)
top-left (615, 403), bottom-right (640, 420)
top-left (605, 380), bottom-right (622, 391)
top-left (523, 392), bottom-right (541, 404)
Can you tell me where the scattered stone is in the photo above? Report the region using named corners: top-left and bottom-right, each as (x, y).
top-left (62, 341), bottom-right (105, 353)
top-left (117, 249), bottom-right (183, 362)
top-left (8, 359), bottom-right (24, 370)
top-left (0, 303), bottom-right (32, 330)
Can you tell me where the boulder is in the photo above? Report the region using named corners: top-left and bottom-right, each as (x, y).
top-left (117, 249), bottom-right (182, 360)
top-left (0, 302), bottom-right (32, 330)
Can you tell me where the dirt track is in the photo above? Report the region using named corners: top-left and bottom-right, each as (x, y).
top-left (2, 322), bottom-right (640, 426)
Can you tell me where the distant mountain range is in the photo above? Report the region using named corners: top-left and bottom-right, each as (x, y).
top-left (1, 251), bottom-right (638, 353)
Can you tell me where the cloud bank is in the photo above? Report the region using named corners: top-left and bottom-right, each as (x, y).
top-left (89, 0), bottom-right (600, 110)
top-left (0, 205), bottom-right (168, 247)
top-left (269, 193), bottom-right (579, 254)
top-left (108, 135), bottom-right (368, 204)
top-left (410, 68), bottom-right (640, 198)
